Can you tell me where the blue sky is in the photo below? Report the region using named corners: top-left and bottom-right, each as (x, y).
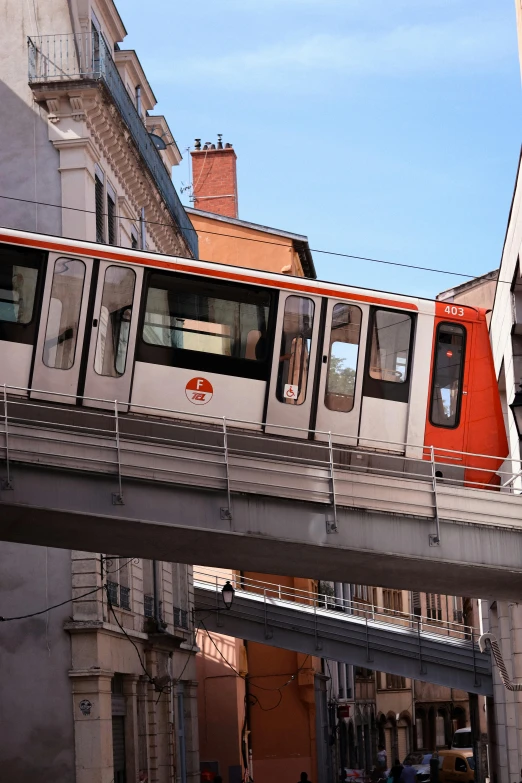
top-left (122, 0), bottom-right (521, 298)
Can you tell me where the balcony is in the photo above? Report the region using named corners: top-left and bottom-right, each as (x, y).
top-left (27, 33), bottom-right (198, 259)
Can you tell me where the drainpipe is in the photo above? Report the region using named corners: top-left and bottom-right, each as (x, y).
top-left (136, 85), bottom-right (142, 117)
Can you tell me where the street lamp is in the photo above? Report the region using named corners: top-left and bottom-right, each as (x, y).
top-left (221, 580), bottom-right (235, 610)
top-left (510, 386), bottom-right (522, 438)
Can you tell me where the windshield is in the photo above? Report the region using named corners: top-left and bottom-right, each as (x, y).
top-left (452, 731), bottom-right (472, 748)
top-left (404, 754), bottom-right (424, 765)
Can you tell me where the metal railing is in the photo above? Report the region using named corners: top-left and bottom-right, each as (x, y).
top-left (27, 33), bottom-right (198, 259)
top-left (192, 568), bottom-right (479, 645)
top-left (1, 384), bottom-right (520, 545)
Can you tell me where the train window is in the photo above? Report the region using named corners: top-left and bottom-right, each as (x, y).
top-left (94, 266), bottom-right (136, 377)
top-left (43, 258), bottom-right (86, 370)
top-left (142, 273), bottom-right (270, 361)
top-left (0, 256), bottom-right (38, 325)
top-left (325, 303), bottom-right (362, 412)
top-left (277, 295), bottom-right (315, 405)
top-left (369, 310), bottom-right (412, 383)
top-left (430, 322), bottom-right (466, 428)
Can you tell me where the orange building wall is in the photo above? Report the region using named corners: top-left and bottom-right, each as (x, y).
top-left (245, 572), bottom-right (322, 783)
top-left (190, 212), bottom-right (306, 277)
top-left (197, 630), bottom-right (246, 781)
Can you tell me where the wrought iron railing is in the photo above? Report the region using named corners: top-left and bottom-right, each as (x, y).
top-left (27, 33), bottom-right (198, 259)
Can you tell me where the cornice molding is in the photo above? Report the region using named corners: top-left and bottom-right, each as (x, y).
top-left (32, 83), bottom-right (188, 257)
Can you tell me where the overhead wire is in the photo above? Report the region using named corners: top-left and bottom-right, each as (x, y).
top-left (200, 618), bottom-right (311, 713)
top-left (0, 555), bottom-right (135, 622)
top-left (0, 192), bottom-right (489, 281)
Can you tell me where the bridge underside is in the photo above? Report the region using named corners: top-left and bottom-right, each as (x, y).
top-left (1, 463), bottom-right (522, 600)
top-left (194, 584), bottom-right (492, 696)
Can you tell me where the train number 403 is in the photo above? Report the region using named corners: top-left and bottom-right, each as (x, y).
top-left (444, 305), bottom-right (464, 316)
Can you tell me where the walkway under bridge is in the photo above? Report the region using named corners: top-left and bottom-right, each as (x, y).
top-left (193, 570), bottom-right (492, 696)
top-left (1, 386), bottom-right (522, 600)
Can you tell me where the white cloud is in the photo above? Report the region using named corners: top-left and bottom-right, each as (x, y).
top-left (151, 15), bottom-right (510, 91)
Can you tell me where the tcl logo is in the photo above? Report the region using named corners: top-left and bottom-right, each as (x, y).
top-left (185, 377), bottom-right (214, 406)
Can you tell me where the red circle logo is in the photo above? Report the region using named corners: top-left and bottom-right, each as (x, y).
top-left (185, 377), bottom-right (213, 405)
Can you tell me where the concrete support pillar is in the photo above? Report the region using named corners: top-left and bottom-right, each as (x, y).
top-left (52, 135), bottom-right (98, 240)
top-left (486, 600), bottom-right (522, 783)
top-left (70, 671), bottom-right (113, 783)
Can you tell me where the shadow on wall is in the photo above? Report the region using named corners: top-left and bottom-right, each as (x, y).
top-left (0, 81), bottom-right (73, 782)
top-left (0, 79), bottom-right (61, 236)
top-left (0, 542), bottom-right (75, 782)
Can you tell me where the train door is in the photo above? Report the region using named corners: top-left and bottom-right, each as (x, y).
top-left (31, 253), bottom-right (94, 403)
top-left (82, 261), bottom-right (143, 409)
top-left (314, 300), bottom-right (369, 445)
top-left (358, 306), bottom-right (416, 451)
top-left (264, 291), bottom-right (322, 437)
top-left (31, 254), bottom-right (142, 408)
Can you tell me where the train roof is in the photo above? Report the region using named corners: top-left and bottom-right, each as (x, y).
top-left (0, 226), bottom-right (483, 321)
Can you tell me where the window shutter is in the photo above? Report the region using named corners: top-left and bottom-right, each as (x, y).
top-left (95, 174), bottom-right (104, 243)
top-left (107, 193), bottom-right (116, 245)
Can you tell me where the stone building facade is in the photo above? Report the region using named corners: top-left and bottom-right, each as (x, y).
top-left (0, 1), bottom-right (199, 781)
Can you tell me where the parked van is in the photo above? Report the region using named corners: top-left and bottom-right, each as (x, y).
top-left (452, 728), bottom-right (472, 750)
top-left (438, 750), bottom-right (475, 783)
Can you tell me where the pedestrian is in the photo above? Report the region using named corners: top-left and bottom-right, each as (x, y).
top-left (389, 758), bottom-right (404, 783)
top-left (377, 745), bottom-right (387, 770)
top-left (399, 759), bottom-right (416, 783)
top-left (298, 773), bottom-right (312, 783)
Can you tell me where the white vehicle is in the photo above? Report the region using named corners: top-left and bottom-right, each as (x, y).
top-left (452, 728), bottom-right (472, 750)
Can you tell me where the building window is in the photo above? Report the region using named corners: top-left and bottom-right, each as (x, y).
top-left (436, 713), bottom-right (446, 747)
top-left (369, 309), bottom-right (412, 383)
top-left (383, 589), bottom-right (403, 616)
top-left (352, 584), bottom-right (376, 606)
top-left (105, 557), bottom-right (131, 611)
top-left (412, 592), bottom-right (421, 617)
top-left (277, 295), bottom-right (315, 405)
top-left (107, 580), bottom-right (119, 606)
top-left (385, 673), bottom-right (406, 689)
top-left (95, 173), bottom-right (104, 243)
top-left (355, 667), bottom-right (373, 679)
top-left (43, 258), bottom-right (86, 370)
top-left (430, 323), bottom-right (466, 428)
top-left (131, 228), bottom-right (138, 250)
top-left (325, 303), bottom-right (362, 412)
top-left (426, 593), bottom-right (442, 621)
top-left (416, 717), bottom-right (424, 749)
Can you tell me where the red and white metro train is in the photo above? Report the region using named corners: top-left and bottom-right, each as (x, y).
top-left (0, 227), bottom-right (508, 484)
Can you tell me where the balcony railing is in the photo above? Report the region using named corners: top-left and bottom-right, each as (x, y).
top-left (27, 33), bottom-right (198, 259)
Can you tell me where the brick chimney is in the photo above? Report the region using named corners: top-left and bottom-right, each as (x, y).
top-left (190, 135), bottom-right (238, 218)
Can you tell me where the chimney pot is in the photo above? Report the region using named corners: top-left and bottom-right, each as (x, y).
top-left (225, 143), bottom-right (233, 149)
top-left (194, 138), bottom-right (201, 150)
top-left (217, 134), bottom-right (223, 149)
